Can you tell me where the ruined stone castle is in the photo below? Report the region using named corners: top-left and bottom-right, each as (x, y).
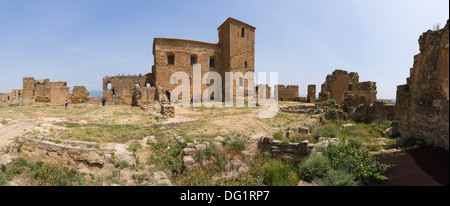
top-left (394, 20), bottom-right (449, 149)
top-left (318, 69), bottom-right (377, 105)
top-left (103, 17), bottom-right (256, 104)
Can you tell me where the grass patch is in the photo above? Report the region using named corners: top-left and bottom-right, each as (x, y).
top-left (1, 120), bottom-right (8, 125)
top-left (226, 139), bottom-right (246, 153)
top-left (232, 153), bottom-right (300, 186)
top-left (312, 124), bottom-right (339, 139)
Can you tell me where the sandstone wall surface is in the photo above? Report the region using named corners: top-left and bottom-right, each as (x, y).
top-left (394, 20), bottom-right (449, 149)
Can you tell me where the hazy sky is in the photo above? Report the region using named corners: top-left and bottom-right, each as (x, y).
top-left (0, 0), bottom-right (448, 98)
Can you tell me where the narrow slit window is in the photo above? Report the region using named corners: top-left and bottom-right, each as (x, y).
top-left (241, 28), bottom-right (245, 37)
top-left (168, 55), bottom-right (175, 65)
top-left (244, 61), bottom-right (248, 68)
top-left (190, 55), bottom-right (197, 65)
top-left (210, 57), bottom-right (215, 67)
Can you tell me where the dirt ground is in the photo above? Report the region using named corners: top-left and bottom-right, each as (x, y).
top-left (0, 121), bottom-right (34, 148)
top-left (370, 146), bottom-right (449, 186)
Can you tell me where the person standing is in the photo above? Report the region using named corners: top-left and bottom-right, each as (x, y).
top-left (65, 100), bottom-right (68, 110)
top-left (102, 98), bottom-right (106, 107)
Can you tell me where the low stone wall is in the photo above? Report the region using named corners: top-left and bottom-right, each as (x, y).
top-left (257, 136), bottom-right (309, 162)
top-left (280, 105), bottom-right (322, 114)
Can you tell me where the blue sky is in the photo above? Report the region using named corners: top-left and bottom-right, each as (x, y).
top-left (0, 0), bottom-right (448, 99)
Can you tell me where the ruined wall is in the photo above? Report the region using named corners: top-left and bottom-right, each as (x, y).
top-left (307, 85), bottom-right (316, 103)
top-left (11, 90), bottom-right (22, 103)
top-left (258, 136), bottom-right (309, 162)
top-left (0, 93), bottom-right (12, 103)
top-left (69, 86), bottom-right (91, 103)
top-left (319, 69), bottom-right (359, 104)
top-left (21, 77), bottom-right (70, 104)
top-left (357, 81), bottom-right (377, 106)
top-left (103, 74), bottom-right (154, 105)
top-left (394, 20), bottom-right (449, 149)
top-left (22, 77), bottom-right (36, 102)
top-left (256, 84), bottom-right (271, 100)
top-left (275, 85), bottom-right (298, 101)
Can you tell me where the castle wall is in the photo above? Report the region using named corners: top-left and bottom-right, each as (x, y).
top-left (356, 81), bottom-right (377, 106)
top-left (394, 20), bottom-right (449, 149)
top-left (69, 86), bottom-right (91, 103)
top-left (307, 85), bottom-right (316, 103)
top-left (275, 85), bottom-right (298, 101)
top-left (152, 38), bottom-right (222, 101)
top-left (319, 69), bottom-right (359, 104)
top-left (103, 74), bottom-right (155, 105)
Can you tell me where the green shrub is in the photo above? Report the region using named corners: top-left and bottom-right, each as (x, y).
top-left (325, 109), bottom-right (339, 120)
top-left (315, 169), bottom-right (360, 186)
top-left (323, 142), bottom-right (389, 184)
top-left (30, 162), bottom-right (78, 186)
top-left (273, 131), bottom-right (284, 141)
top-left (226, 139), bottom-right (246, 152)
top-left (1, 120), bottom-right (8, 125)
top-left (9, 157), bottom-right (28, 175)
top-left (0, 164), bottom-right (6, 173)
top-left (374, 119), bottom-right (392, 132)
top-left (347, 136), bottom-right (363, 149)
top-left (128, 140), bottom-right (142, 155)
top-left (299, 155), bottom-right (331, 182)
top-left (312, 124), bottom-right (339, 139)
top-left (328, 99), bottom-right (336, 105)
top-left (366, 141), bottom-right (382, 152)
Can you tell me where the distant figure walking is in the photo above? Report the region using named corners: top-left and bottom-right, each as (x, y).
top-left (102, 98), bottom-right (106, 107)
top-left (65, 100), bottom-right (68, 110)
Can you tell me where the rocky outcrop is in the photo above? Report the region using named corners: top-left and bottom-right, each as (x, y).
top-left (394, 20), bottom-right (449, 149)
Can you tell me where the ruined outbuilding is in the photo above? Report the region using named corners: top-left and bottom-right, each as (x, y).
top-left (275, 85), bottom-right (299, 101)
top-left (319, 69), bottom-right (377, 105)
top-left (394, 20), bottom-right (449, 149)
top-left (103, 74), bottom-right (154, 105)
top-left (307, 85), bottom-right (316, 103)
top-left (22, 78), bottom-right (70, 104)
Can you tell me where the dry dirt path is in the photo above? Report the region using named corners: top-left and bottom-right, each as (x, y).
top-left (0, 121), bottom-right (34, 148)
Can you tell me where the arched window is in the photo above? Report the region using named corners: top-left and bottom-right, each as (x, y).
top-left (107, 83), bottom-right (112, 90)
top-left (348, 84), bottom-right (353, 91)
top-left (244, 61), bottom-right (248, 68)
top-left (241, 28), bottom-right (245, 37)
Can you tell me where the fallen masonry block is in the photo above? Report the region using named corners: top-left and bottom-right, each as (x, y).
top-left (161, 104), bottom-right (175, 118)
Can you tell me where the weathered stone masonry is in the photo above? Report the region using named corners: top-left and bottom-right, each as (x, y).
top-left (275, 85), bottom-right (299, 101)
top-left (394, 20), bottom-right (449, 149)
